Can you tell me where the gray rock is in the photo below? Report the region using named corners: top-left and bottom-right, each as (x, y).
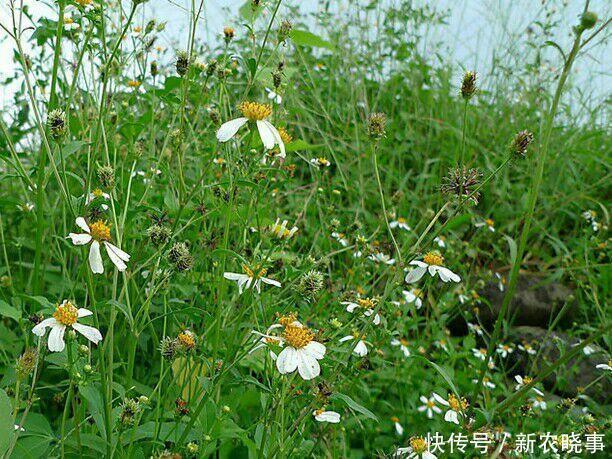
top-left (477, 276), bottom-right (577, 329)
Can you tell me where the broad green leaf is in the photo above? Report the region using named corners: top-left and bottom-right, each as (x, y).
top-left (0, 300), bottom-right (21, 321)
top-left (290, 30), bottom-right (335, 50)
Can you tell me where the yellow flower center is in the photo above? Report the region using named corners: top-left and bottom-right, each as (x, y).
top-left (242, 264), bottom-right (267, 279)
top-left (92, 188), bottom-right (104, 198)
top-left (412, 288), bottom-right (423, 298)
top-left (76, 0), bottom-right (92, 5)
top-left (127, 80), bottom-right (141, 88)
top-left (397, 217), bottom-right (406, 223)
top-left (390, 416), bottom-right (400, 423)
top-left (316, 157), bottom-right (330, 166)
top-left (485, 218), bottom-right (494, 226)
top-left (400, 338), bottom-right (409, 346)
top-left (278, 313), bottom-right (298, 327)
top-left (278, 128), bottom-right (292, 144)
top-left (239, 101), bottom-right (272, 121)
top-left (448, 394), bottom-right (468, 412)
top-left (426, 400), bottom-right (435, 408)
top-left (523, 376), bottom-right (533, 385)
top-left (53, 301), bottom-right (79, 326)
top-left (423, 252), bottom-right (443, 266)
top-left (479, 348), bottom-right (487, 355)
top-left (177, 331), bottom-right (196, 349)
top-left (283, 324), bottom-right (314, 349)
top-left (65, 17), bottom-right (74, 24)
top-left (89, 220), bottom-right (111, 241)
top-left (410, 437), bottom-right (427, 454)
top-left (357, 298), bottom-right (376, 309)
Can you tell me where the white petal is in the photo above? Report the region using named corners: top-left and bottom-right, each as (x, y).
top-left (48, 325), bottom-right (66, 352)
top-left (419, 395), bottom-right (428, 404)
top-left (32, 317), bottom-right (58, 336)
top-left (67, 233), bottom-right (92, 245)
top-left (89, 241), bottom-right (104, 274)
top-left (77, 308), bottom-right (93, 318)
top-left (315, 411), bottom-right (340, 423)
top-left (432, 393), bottom-right (448, 406)
top-left (72, 323), bottom-right (103, 344)
top-left (276, 347), bottom-right (298, 374)
top-left (339, 335), bottom-right (354, 343)
top-left (264, 121), bottom-right (285, 157)
top-left (256, 120), bottom-right (276, 150)
top-left (395, 422), bottom-right (404, 435)
top-left (304, 341), bottom-right (326, 359)
top-left (261, 277), bottom-right (281, 288)
top-left (104, 241), bottom-right (130, 261)
top-left (354, 340), bottom-right (368, 356)
top-left (405, 265), bottom-right (427, 283)
top-left (216, 117), bottom-right (248, 142)
top-left (436, 266), bottom-right (461, 283)
top-left (75, 217), bottom-right (90, 233)
top-left (296, 350), bottom-right (320, 380)
top-left (343, 302), bottom-right (358, 313)
top-left (103, 242), bottom-right (127, 271)
top-left (444, 410), bottom-right (459, 424)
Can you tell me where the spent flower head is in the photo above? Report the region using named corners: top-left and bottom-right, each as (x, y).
top-left (510, 130), bottom-right (534, 158)
top-left (461, 71), bottom-right (477, 100)
top-left (440, 166), bottom-right (483, 205)
top-left (367, 112), bottom-right (387, 139)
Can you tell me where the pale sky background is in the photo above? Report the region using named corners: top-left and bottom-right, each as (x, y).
top-left (0, 0), bottom-right (610, 112)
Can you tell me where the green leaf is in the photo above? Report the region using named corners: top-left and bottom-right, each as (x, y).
top-left (0, 388), bottom-right (13, 455)
top-left (289, 30), bottom-right (335, 50)
top-left (285, 139), bottom-right (318, 152)
top-left (0, 300), bottom-right (21, 321)
top-left (330, 392), bottom-right (378, 422)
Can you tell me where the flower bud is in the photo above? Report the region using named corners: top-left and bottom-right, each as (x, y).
top-left (278, 19), bottom-right (292, 43)
top-left (150, 60), bottom-right (158, 77)
top-left (461, 71), bottom-right (477, 100)
top-left (223, 26), bottom-right (235, 44)
top-left (367, 112), bottom-right (387, 139)
top-left (168, 242), bottom-right (194, 272)
top-left (510, 130), bottom-right (534, 158)
top-left (78, 344), bottom-right (90, 356)
top-left (580, 12), bottom-right (597, 30)
top-left (97, 165), bottom-right (115, 189)
top-left (176, 50), bottom-right (190, 77)
top-left (47, 109), bottom-right (67, 140)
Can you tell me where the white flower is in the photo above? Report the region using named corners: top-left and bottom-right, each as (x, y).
top-left (14, 425), bottom-right (25, 431)
top-left (265, 87), bottom-right (282, 104)
top-left (467, 322), bottom-right (483, 336)
top-left (86, 189), bottom-right (110, 210)
top-left (596, 360), bottom-right (611, 371)
top-left (472, 376), bottom-right (496, 389)
top-left (270, 218), bottom-right (298, 240)
top-left (405, 252), bottom-right (460, 284)
top-left (389, 218), bottom-right (411, 231)
top-left (514, 375), bottom-right (544, 396)
top-left (582, 345), bottom-right (596, 355)
top-left (67, 217), bottom-right (131, 274)
top-left (395, 440), bottom-right (437, 458)
top-left (518, 343), bottom-right (537, 355)
top-left (313, 409), bottom-right (340, 423)
top-left (531, 395), bottom-right (547, 410)
top-left (496, 343), bottom-right (514, 358)
top-left (472, 348), bottom-right (488, 361)
top-left (331, 231), bottom-right (349, 247)
top-left (391, 338), bottom-right (411, 358)
top-left (310, 157), bottom-right (331, 168)
top-left (368, 252), bottom-right (395, 265)
top-left (417, 395), bottom-right (441, 419)
top-left (275, 321), bottom-right (325, 380)
top-left (32, 300), bottom-right (102, 352)
top-left (495, 272), bottom-right (505, 291)
top-left (63, 7), bottom-right (80, 31)
top-left (342, 298), bottom-right (381, 325)
top-left (223, 263), bottom-right (281, 294)
top-left (432, 393), bottom-right (466, 425)
top-left (17, 202), bottom-right (35, 212)
top-left (390, 416), bottom-right (404, 435)
top-left (402, 289), bottom-right (423, 309)
top-left (433, 236), bottom-right (446, 248)
top-left (216, 102), bottom-right (285, 157)
top-left (475, 218), bottom-right (495, 232)
top-left (339, 334), bottom-right (368, 356)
